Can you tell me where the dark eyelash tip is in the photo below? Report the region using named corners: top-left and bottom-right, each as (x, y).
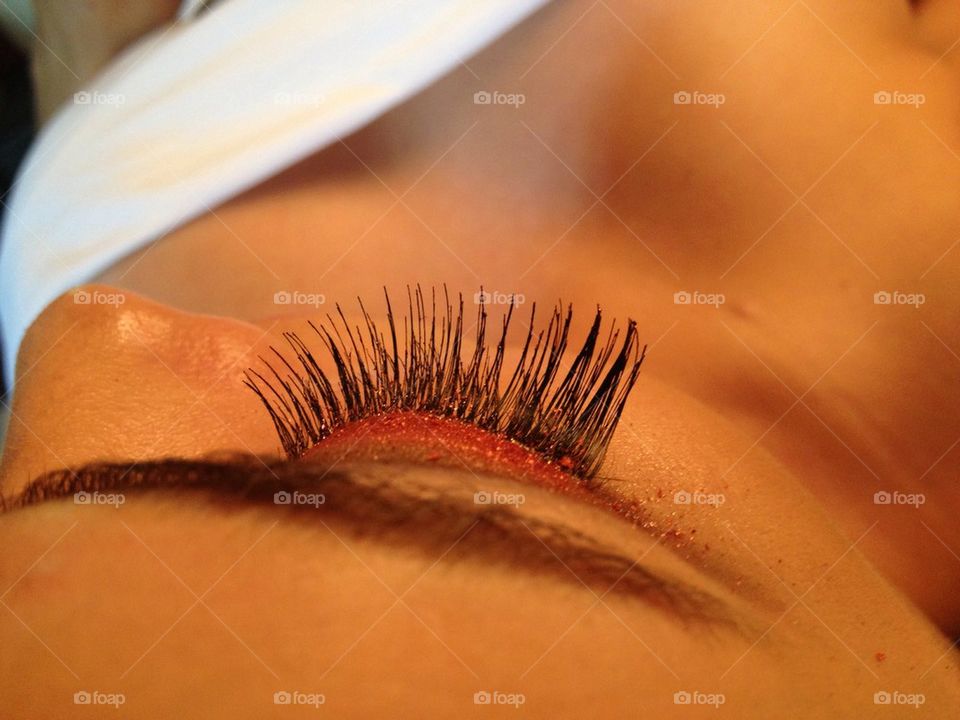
top-left (244, 286), bottom-right (646, 482)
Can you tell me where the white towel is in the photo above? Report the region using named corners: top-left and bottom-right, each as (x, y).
top-left (0, 0), bottom-right (549, 390)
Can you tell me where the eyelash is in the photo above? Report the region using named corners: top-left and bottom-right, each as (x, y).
top-left (243, 287), bottom-right (645, 481)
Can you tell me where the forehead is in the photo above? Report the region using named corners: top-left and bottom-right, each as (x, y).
top-left (1, 492), bottom-right (956, 718)
top-left (0, 497), bottom-right (715, 714)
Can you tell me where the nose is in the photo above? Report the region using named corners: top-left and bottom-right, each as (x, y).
top-left (1, 285), bottom-right (279, 497)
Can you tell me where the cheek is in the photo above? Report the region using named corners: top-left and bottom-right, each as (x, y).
top-left (0, 287), bottom-right (279, 497)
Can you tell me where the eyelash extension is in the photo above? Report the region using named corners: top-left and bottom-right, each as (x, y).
top-left (243, 287), bottom-right (645, 481)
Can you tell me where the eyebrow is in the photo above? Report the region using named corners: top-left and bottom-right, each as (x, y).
top-left (0, 456), bottom-right (741, 629)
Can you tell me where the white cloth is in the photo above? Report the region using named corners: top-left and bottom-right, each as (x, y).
top-left (0, 0), bottom-right (548, 390)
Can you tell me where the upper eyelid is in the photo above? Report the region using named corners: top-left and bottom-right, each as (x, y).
top-left (1, 456), bottom-right (745, 632)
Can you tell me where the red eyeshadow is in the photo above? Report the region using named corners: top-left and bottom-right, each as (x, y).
top-left (299, 411), bottom-right (644, 523)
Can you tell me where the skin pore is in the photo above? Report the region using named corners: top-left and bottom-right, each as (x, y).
top-left (2, 0), bottom-right (960, 717)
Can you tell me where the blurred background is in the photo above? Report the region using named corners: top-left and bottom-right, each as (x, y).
top-left (0, 0), bottom-right (36, 408)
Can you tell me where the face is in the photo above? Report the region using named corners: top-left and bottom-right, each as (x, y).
top-left (2, 1), bottom-right (959, 717)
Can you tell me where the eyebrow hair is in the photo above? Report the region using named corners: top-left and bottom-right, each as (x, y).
top-left (0, 456), bottom-right (742, 630)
